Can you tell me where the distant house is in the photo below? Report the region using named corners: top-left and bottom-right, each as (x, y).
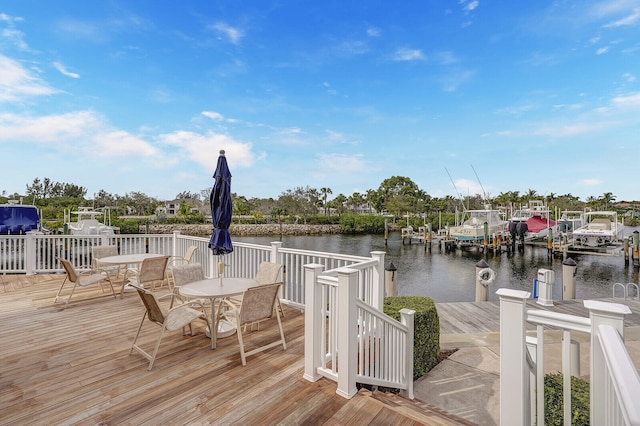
top-left (158, 199), bottom-right (207, 217)
top-left (165, 201), bottom-right (180, 216)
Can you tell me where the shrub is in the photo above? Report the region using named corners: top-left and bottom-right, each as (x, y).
top-left (113, 219), bottom-right (147, 234)
top-left (383, 296), bottom-right (439, 379)
top-left (339, 214), bottom-right (386, 234)
top-left (544, 373), bottom-right (590, 425)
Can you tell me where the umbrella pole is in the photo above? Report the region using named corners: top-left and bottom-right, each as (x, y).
top-left (218, 255), bottom-right (224, 285)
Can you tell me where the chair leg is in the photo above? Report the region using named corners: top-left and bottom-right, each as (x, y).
top-left (148, 327), bottom-right (167, 370)
top-left (275, 309), bottom-right (287, 351)
top-left (277, 298), bottom-right (285, 317)
top-left (130, 313), bottom-right (147, 355)
top-left (236, 322), bottom-right (247, 366)
top-left (104, 276), bottom-right (117, 299)
top-left (63, 283), bottom-right (79, 309)
top-left (54, 276), bottom-right (68, 303)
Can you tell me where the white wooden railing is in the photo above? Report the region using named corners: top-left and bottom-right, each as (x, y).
top-left (303, 264), bottom-right (415, 399)
top-left (1, 231), bottom-right (412, 398)
top-left (498, 288), bottom-right (640, 425)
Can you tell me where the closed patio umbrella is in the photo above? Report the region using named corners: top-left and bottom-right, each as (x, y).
top-left (208, 150), bottom-right (233, 278)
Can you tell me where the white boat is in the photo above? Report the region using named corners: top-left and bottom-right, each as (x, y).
top-left (448, 206), bottom-right (507, 242)
top-left (507, 200), bottom-right (558, 241)
top-left (557, 210), bottom-right (583, 235)
top-left (571, 211), bottom-right (623, 248)
top-left (64, 207), bottom-right (119, 235)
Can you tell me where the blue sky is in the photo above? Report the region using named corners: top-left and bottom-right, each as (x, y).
top-left (1, 1), bottom-right (639, 203)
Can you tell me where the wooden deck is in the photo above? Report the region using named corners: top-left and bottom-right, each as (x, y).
top-left (0, 274), bottom-right (474, 426)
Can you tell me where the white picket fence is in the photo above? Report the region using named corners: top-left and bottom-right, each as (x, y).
top-left (498, 288), bottom-right (640, 425)
top-left (0, 231), bottom-right (414, 397)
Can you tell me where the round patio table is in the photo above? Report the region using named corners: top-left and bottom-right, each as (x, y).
top-left (179, 277), bottom-right (258, 349)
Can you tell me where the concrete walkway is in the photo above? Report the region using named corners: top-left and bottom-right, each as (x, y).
top-left (413, 327), bottom-right (640, 425)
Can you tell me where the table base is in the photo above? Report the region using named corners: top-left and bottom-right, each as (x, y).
top-left (206, 320), bottom-right (236, 339)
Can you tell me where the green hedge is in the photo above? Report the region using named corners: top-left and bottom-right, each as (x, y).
top-left (544, 373), bottom-right (590, 425)
top-left (383, 296), bottom-right (439, 379)
top-left (339, 214), bottom-right (387, 234)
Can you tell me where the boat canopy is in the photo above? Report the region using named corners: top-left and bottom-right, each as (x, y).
top-left (0, 205), bottom-right (41, 235)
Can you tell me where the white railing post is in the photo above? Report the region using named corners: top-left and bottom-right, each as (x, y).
top-left (172, 230), bottom-right (181, 257)
top-left (270, 241), bottom-right (283, 263)
top-left (400, 308), bottom-right (415, 399)
top-left (336, 267), bottom-right (359, 399)
top-left (585, 300), bottom-right (632, 425)
top-left (25, 233), bottom-right (36, 275)
top-left (303, 263), bottom-right (324, 383)
top-left (497, 288), bottom-right (531, 426)
top-left (270, 242), bottom-right (285, 301)
top-left (370, 251), bottom-right (386, 310)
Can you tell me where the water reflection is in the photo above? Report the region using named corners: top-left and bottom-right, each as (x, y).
top-left (234, 227), bottom-right (639, 303)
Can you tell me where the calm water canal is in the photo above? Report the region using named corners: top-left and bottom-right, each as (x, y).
top-left (234, 228), bottom-right (640, 303)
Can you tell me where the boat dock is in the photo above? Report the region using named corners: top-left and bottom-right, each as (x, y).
top-left (395, 227), bottom-right (640, 267)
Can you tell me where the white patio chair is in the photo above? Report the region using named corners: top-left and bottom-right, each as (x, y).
top-left (125, 256), bottom-right (170, 296)
top-left (129, 284), bottom-right (210, 370)
top-left (168, 262), bottom-right (205, 308)
top-left (219, 283), bottom-right (286, 366)
top-left (169, 245), bottom-right (198, 266)
top-left (55, 257), bottom-right (117, 308)
top-left (91, 245), bottom-right (123, 283)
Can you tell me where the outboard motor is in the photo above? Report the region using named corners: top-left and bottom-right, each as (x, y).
top-left (508, 221), bottom-right (518, 249)
top-left (515, 222), bottom-right (528, 253)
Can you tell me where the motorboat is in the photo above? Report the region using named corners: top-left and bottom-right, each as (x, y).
top-left (557, 210), bottom-right (583, 234)
top-left (507, 200), bottom-right (557, 241)
top-left (64, 207), bottom-right (119, 235)
top-left (0, 201), bottom-right (47, 234)
top-left (448, 206), bottom-right (507, 242)
top-left (571, 211), bottom-right (624, 248)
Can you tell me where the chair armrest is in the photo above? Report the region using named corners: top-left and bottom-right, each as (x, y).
top-left (169, 300), bottom-right (207, 313)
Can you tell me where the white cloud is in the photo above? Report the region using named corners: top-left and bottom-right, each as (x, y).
top-left (440, 69), bottom-right (475, 92)
top-left (211, 22), bottom-right (244, 45)
top-left (318, 153), bottom-right (368, 173)
top-left (337, 39), bottom-right (369, 56)
top-left (612, 92), bottom-right (640, 108)
top-left (0, 13), bottom-right (29, 50)
top-left (0, 54), bottom-right (57, 102)
top-left (53, 61), bottom-right (80, 78)
top-left (603, 8), bottom-right (640, 27)
top-left (596, 46), bottom-right (610, 55)
top-left (534, 121), bottom-right (615, 137)
top-left (94, 130), bottom-right (160, 158)
top-left (0, 111), bottom-right (160, 159)
top-left (453, 178), bottom-right (483, 197)
top-left (202, 111), bottom-right (224, 121)
top-left (582, 178), bottom-right (601, 186)
top-left (435, 51), bottom-right (458, 65)
top-left (464, 1), bottom-right (480, 13)
top-left (282, 127), bottom-right (302, 134)
top-left (367, 27), bottom-right (380, 37)
top-left (393, 47), bottom-right (425, 61)
top-left (159, 130), bottom-right (254, 169)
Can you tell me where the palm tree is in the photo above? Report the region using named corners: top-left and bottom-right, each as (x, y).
top-left (320, 187), bottom-right (332, 216)
top-left (600, 192), bottom-right (616, 210)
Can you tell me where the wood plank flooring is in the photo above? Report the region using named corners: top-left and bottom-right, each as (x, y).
top-left (0, 274), bottom-right (472, 426)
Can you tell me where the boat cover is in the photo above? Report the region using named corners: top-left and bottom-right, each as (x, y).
top-left (0, 205), bottom-right (40, 234)
top-left (526, 216), bottom-right (556, 234)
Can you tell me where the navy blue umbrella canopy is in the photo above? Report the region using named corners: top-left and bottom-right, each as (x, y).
top-left (208, 150), bottom-right (233, 255)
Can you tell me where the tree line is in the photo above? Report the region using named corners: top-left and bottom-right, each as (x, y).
top-left (1, 176), bottom-right (638, 228)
